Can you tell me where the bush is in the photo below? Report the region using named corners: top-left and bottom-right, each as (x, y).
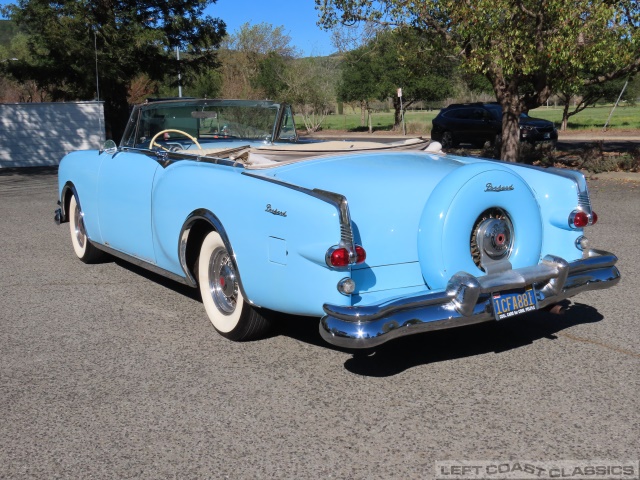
top-left (519, 142), bottom-right (557, 165)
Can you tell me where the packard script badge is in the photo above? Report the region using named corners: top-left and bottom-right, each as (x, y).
top-left (265, 204), bottom-right (287, 217)
top-left (485, 183), bottom-right (514, 192)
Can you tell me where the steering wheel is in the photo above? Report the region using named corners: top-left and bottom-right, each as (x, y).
top-left (149, 129), bottom-right (203, 151)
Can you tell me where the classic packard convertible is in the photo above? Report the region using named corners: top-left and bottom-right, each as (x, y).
top-left (55, 98), bottom-right (620, 349)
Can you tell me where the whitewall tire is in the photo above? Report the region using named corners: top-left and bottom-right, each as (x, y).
top-left (197, 231), bottom-right (270, 341)
top-left (69, 195), bottom-right (104, 263)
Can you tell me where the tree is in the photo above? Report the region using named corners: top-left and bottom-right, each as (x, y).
top-left (1, 0), bottom-right (226, 141)
top-left (218, 22), bottom-right (297, 99)
top-left (557, 77), bottom-right (631, 130)
top-left (280, 56), bottom-right (338, 133)
top-left (338, 27), bottom-right (454, 131)
top-left (252, 52), bottom-right (289, 99)
top-left (0, 25), bottom-right (52, 102)
top-left (317, 0), bottom-right (640, 161)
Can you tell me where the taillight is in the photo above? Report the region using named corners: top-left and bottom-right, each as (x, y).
top-left (328, 247), bottom-right (350, 267)
top-left (569, 210), bottom-right (597, 229)
top-left (326, 245), bottom-right (366, 268)
top-left (572, 211), bottom-right (589, 228)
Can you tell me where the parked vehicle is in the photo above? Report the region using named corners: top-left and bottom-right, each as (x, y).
top-left (56, 98), bottom-right (619, 349)
top-left (431, 103), bottom-right (558, 148)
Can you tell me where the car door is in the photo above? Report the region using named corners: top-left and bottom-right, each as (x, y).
top-left (476, 108), bottom-right (499, 144)
top-left (97, 150), bottom-right (161, 263)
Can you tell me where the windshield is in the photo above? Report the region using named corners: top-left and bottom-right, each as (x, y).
top-left (121, 99), bottom-right (282, 150)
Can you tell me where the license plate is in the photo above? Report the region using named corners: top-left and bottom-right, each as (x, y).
top-left (492, 286), bottom-right (537, 320)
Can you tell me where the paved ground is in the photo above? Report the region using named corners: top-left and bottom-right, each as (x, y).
top-left (0, 168), bottom-right (638, 479)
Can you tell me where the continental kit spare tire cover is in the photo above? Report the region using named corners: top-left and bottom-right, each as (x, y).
top-left (418, 163), bottom-right (542, 290)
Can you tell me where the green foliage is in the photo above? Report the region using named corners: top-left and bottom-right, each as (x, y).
top-left (0, 19), bottom-right (19, 49)
top-left (252, 52), bottom-right (289, 99)
top-left (317, 0), bottom-right (640, 161)
top-left (218, 22), bottom-right (297, 99)
top-left (338, 27), bottom-right (454, 128)
top-left (2, 0), bottom-right (226, 140)
top-left (222, 22), bottom-right (296, 57)
top-left (281, 56), bottom-right (338, 132)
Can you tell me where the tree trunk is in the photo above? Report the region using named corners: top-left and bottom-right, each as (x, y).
top-left (360, 100), bottom-right (366, 127)
top-left (392, 96), bottom-right (402, 130)
top-left (499, 100), bottom-right (522, 162)
top-left (368, 108), bottom-right (372, 134)
top-left (561, 102), bottom-right (570, 131)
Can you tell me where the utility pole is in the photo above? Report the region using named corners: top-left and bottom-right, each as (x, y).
top-left (398, 88), bottom-right (406, 135)
top-left (176, 47), bottom-right (182, 98)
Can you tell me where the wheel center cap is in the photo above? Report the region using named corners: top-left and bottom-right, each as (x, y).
top-left (219, 265), bottom-right (235, 297)
top-left (479, 218), bottom-right (512, 259)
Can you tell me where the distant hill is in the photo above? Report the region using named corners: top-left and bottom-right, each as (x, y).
top-left (0, 20), bottom-right (18, 48)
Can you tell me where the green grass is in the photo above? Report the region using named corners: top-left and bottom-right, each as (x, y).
top-left (527, 105), bottom-right (640, 130)
top-left (318, 105), bottom-right (640, 134)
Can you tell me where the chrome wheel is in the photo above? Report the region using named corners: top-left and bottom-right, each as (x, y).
top-left (73, 202), bottom-right (86, 249)
top-left (208, 247), bottom-right (238, 315)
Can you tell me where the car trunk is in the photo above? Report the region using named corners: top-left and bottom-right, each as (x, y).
top-left (252, 151), bottom-right (464, 268)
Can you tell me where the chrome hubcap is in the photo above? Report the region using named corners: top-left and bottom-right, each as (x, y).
top-left (208, 247), bottom-right (237, 315)
top-left (74, 203), bottom-right (86, 249)
top-left (471, 208), bottom-right (514, 270)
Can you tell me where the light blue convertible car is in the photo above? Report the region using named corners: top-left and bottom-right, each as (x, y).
top-left (55, 98), bottom-right (620, 349)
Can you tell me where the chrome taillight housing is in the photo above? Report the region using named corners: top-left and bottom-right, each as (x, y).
top-left (326, 245), bottom-right (366, 268)
top-left (569, 210), bottom-right (598, 229)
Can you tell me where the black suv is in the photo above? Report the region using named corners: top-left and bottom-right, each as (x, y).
top-left (431, 103), bottom-right (558, 148)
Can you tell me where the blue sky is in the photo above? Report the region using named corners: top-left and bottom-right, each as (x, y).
top-left (0, 0), bottom-right (335, 56)
top-left (207, 0), bottom-right (334, 56)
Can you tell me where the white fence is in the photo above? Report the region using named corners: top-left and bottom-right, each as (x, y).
top-left (0, 101), bottom-right (105, 168)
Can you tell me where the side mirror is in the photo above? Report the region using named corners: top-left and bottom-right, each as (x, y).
top-left (100, 140), bottom-right (118, 155)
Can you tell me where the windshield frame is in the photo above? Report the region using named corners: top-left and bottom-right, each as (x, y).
top-left (120, 99), bottom-right (293, 150)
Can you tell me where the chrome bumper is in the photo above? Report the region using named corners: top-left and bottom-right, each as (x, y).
top-left (319, 249), bottom-right (620, 349)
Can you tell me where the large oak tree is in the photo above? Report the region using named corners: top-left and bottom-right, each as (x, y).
top-left (317, 0), bottom-right (640, 161)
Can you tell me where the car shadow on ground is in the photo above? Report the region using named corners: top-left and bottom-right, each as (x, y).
top-left (340, 302), bottom-right (603, 377)
top-left (107, 259), bottom-right (605, 376)
top-left (276, 301), bottom-right (604, 377)
top-left (112, 258), bottom-right (202, 301)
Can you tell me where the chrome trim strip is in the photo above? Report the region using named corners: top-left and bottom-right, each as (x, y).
top-left (242, 172), bottom-right (357, 265)
top-left (271, 103), bottom-right (284, 143)
top-left (319, 249), bottom-right (620, 349)
top-left (488, 159), bottom-right (593, 215)
top-left (178, 209), bottom-right (254, 303)
top-left (56, 182), bottom-right (79, 224)
top-left (91, 242), bottom-right (193, 287)
top-left (313, 189), bottom-right (356, 262)
top-left (119, 147), bottom-right (246, 169)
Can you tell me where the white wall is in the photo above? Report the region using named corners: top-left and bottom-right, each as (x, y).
top-left (0, 101), bottom-right (105, 168)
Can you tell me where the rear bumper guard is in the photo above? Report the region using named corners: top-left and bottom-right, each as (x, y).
top-left (319, 249), bottom-right (620, 349)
